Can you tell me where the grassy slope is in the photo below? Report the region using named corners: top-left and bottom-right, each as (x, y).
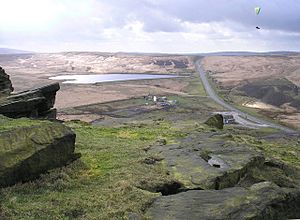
top-left (0, 69), bottom-right (299, 219)
top-left (0, 116), bottom-right (48, 132)
top-left (0, 73), bottom-right (209, 219)
top-left (224, 127), bottom-right (300, 167)
top-left (1, 120), bottom-right (187, 219)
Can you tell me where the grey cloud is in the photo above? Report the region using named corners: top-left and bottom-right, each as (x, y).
top-left (135, 10), bottom-right (183, 32)
top-left (104, 0), bottom-right (300, 34)
top-left (1, 0), bottom-right (300, 52)
top-left (88, 0), bottom-right (184, 32)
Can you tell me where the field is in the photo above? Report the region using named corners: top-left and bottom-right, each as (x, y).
top-left (0, 52), bottom-right (194, 92)
top-left (0, 53), bottom-right (196, 117)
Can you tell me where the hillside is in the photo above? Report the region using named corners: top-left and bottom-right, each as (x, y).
top-left (202, 55), bottom-right (300, 129)
top-left (0, 48), bottom-right (32, 54)
top-left (0, 54), bottom-right (299, 219)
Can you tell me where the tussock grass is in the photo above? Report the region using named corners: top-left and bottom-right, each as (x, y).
top-left (0, 121), bottom-right (185, 219)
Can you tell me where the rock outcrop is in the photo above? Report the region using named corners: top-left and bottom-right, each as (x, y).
top-left (0, 115), bottom-right (78, 187)
top-left (148, 132), bottom-right (264, 190)
top-left (0, 66), bottom-right (13, 95)
top-left (0, 83), bottom-right (60, 119)
top-left (0, 66), bottom-right (59, 119)
top-left (0, 67), bottom-right (78, 187)
top-left (205, 114), bottom-right (223, 129)
top-left (145, 130), bottom-right (300, 219)
top-left (146, 182), bottom-right (300, 220)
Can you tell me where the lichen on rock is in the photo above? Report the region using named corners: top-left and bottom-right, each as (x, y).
top-left (146, 182), bottom-right (300, 220)
top-left (0, 115), bottom-right (78, 187)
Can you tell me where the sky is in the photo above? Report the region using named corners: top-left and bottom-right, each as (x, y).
top-left (0, 0), bottom-right (300, 53)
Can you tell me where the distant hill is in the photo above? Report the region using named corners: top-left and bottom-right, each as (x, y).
top-left (0, 48), bottom-right (33, 54)
top-left (195, 51), bottom-right (300, 56)
top-left (0, 49), bottom-right (298, 56)
top-left (112, 51), bottom-right (300, 57)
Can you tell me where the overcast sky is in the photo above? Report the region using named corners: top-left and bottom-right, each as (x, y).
top-left (0, 0), bottom-right (300, 53)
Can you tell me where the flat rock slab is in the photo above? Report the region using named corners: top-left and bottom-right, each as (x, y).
top-left (149, 132), bottom-right (264, 189)
top-left (0, 115), bottom-right (77, 187)
top-left (0, 83), bottom-right (59, 119)
top-left (146, 182), bottom-right (300, 220)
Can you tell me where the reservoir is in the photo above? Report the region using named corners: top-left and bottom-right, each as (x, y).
top-left (49, 74), bottom-right (181, 84)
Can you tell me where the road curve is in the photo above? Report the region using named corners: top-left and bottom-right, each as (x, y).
top-left (196, 59), bottom-right (297, 134)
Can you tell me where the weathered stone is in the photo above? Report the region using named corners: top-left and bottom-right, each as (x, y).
top-left (146, 182), bottom-right (300, 220)
top-left (149, 132), bottom-right (264, 190)
top-left (157, 138), bottom-right (167, 145)
top-left (205, 114), bottom-right (223, 129)
top-left (239, 161), bottom-right (300, 188)
top-left (0, 66), bottom-right (59, 119)
top-left (0, 66), bottom-right (13, 95)
top-left (0, 83), bottom-right (60, 119)
top-left (0, 115), bottom-right (78, 187)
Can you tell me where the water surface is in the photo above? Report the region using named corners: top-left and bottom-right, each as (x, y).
top-left (49, 74), bottom-right (181, 84)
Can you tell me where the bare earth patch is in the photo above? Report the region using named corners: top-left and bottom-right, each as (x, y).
top-left (243, 101), bottom-right (281, 111)
top-left (57, 113), bottom-right (103, 123)
top-left (276, 113), bottom-right (300, 129)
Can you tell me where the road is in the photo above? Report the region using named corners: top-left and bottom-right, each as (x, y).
top-left (195, 60), bottom-right (297, 134)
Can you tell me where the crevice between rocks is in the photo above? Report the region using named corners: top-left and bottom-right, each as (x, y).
top-left (139, 180), bottom-right (203, 197)
top-left (214, 155), bottom-right (265, 190)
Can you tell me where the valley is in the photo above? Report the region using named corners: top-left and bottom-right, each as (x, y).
top-left (0, 52), bottom-right (299, 219)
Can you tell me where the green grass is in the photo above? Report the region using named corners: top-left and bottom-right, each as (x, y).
top-left (1, 68), bottom-right (299, 219)
top-left (182, 74), bottom-right (207, 96)
top-left (0, 121), bottom-right (186, 219)
top-left (227, 132), bottom-right (300, 167)
top-left (0, 116), bottom-right (47, 132)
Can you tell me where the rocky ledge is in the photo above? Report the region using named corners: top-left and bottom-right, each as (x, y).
top-left (0, 66), bottom-right (59, 119)
top-left (147, 132), bottom-right (265, 190)
top-left (144, 130), bottom-right (300, 219)
top-left (0, 115), bottom-right (79, 187)
top-left (0, 66), bottom-right (79, 187)
top-left (0, 83), bottom-right (60, 119)
top-left (146, 182), bottom-right (300, 220)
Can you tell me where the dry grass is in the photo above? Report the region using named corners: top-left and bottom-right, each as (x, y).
top-left (55, 78), bottom-right (190, 109)
top-left (2, 53), bottom-right (194, 92)
top-left (202, 55), bottom-right (300, 88)
top-left (1, 53), bottom-right (194, 110)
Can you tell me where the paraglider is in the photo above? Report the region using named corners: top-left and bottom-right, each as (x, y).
top-left (255, 7), bottom-right (261, 15)
top-left (255, 7), bottom-right (261, 29)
